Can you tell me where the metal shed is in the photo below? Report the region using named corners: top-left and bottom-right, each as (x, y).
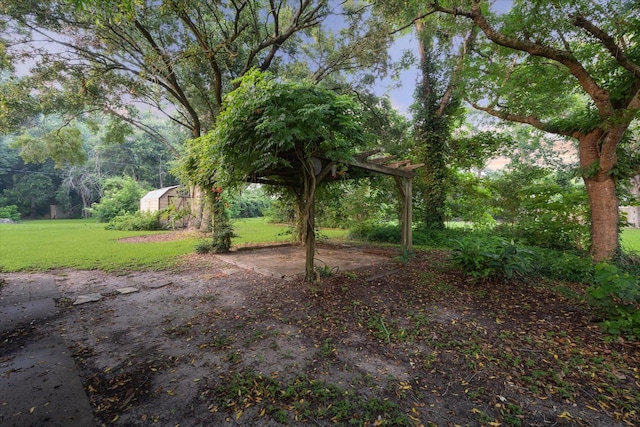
top-left (139, 185), bottom-right (183, 213)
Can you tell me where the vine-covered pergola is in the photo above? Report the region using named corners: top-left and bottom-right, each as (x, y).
top-left (183, 70), bottom-right (423, 281)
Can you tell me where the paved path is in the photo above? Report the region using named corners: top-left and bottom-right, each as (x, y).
top-left (0, 275), bottom-right (96, 427)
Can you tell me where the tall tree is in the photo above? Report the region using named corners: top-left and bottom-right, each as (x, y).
top-left (429, 0), bottom-right (640, 261)
top-left (1, 0), bottom-right (393, 229)
top-left (377, 1), bottom-right (475, 229)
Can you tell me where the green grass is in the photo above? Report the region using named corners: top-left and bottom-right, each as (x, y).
top-left (0, 218), bottom-right (348, 272)
top-left (232, 217), bottom-right (347, 244)
top-left (620, 228), bottom-right (640, 253)
top-left (0, 219), bottom-right (195, 272)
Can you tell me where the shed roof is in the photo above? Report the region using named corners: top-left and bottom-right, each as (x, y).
top-left (140, 185), bottom-right (180, 201)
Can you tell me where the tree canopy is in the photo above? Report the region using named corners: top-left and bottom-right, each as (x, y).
top-left (198, 69), bottom-right (364, 188)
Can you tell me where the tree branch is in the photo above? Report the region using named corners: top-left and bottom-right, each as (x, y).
top-left (430, 0), bottom-right (614, 116)
top-left (570, 13), bottom-right (640, 79)
top-left (468, 100), bottom-right (577, 139)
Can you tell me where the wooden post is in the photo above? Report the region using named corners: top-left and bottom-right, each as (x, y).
top-left (394, 176), bottom-right (413, 252)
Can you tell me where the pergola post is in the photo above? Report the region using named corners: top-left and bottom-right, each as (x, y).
top-left (394, 176), bottom-right (413, 252)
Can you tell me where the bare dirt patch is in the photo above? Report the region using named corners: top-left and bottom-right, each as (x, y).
top-left (2, 245), bottom-right (639, 426)
top-left (118, 231), bottom-right (201, 243)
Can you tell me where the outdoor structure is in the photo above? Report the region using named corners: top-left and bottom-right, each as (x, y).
top-left (140, 185), bottom-right (182, 213)
top-left (349, 150), bottom-right (424, 251)
top-left (249, 149), bottom-right (423, 251)
top-left (140, 186), bottom-right (191, 227)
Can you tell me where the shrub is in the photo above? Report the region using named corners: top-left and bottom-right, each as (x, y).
top-left (0, 205), bottom-right (21, 221)
top-left (452, 236), bottom-right (535, 281)
top-left (88, 177), bottom-right (147, 222)
top-left (586, 262), bottom-right (640, 337)
top-left (194, 240), bottom-right (216, 254)
top-left (530, 248), bottom-right (594, 283)
top-left (348, 222), bottom-right (399, 243)
top-left (106, 211), bottom-right (162, 231)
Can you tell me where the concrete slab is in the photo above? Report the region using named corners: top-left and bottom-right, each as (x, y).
top-left (0, 336), bottom-right (96, 427)
top-left (73, 293), bottom-right (102, 305)
top-left (215, 244), bottom-right (392, 277)
top-left (0, 276), bottom-right (60, 334)
top-left (0, 276), bottom-right (59, 305)
top-left (0, 299), bottom-right (57, 335)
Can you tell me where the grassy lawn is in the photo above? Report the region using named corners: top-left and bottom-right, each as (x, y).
top-left (232, 217), bottom-right (348, 244)
top-left (0, 219), bottom-right (195, 272)
top-left (621, 228), bottom-right (640, 252)
top-left (0, 217), bottom-right (347, 272)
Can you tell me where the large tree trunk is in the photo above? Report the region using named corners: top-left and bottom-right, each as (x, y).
top-left (579, 129), bottom-right (621, 262)
top-left (584, 173), bottom-right (619, 262)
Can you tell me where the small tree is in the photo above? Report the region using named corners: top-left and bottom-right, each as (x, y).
top-left (88, 176), bottom-right (147, 222)
top-left (185, 70), bottom-right (365, 281)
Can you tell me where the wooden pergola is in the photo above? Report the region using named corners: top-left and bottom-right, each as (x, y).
top-left (248, 148), bottom-right (424, 251)
top-left (348, 149), bottom-right (423, 251)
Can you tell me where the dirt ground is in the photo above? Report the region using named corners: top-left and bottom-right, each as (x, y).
top-left (2, 242), bottom-right (639, 426)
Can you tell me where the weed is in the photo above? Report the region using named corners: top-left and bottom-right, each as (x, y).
top-left (394, 245), bottom-right (415, 265)
top-left (227, 350), bottom-right (242, 364)
top-left (210, 371), bottom-right (411, 425)
top-left (319, 339), bottom-right (336, 358)
top-left (452, 236), bottom-right (535, 281)
top-left (586, 262), bottom-right (640, 337)
top-left (315, 260), bottom-right (339, 277)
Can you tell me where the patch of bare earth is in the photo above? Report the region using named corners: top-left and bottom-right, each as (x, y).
top-left (4, 246), bottom-right (640, 426)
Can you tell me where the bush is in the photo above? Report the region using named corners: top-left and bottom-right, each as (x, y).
top-left (194, 240), bottom-right (216, 254)
top-left (586, 262), bottom-right (640, 337)
top-left (348, 222), bottom-right (400, 243)
top-left (0, 205), bottom-right (21, 221)
top-left (88, 177), bottom-right (147, 223)
top-left (106, 211), bottom-right (162, 231)
top-left (529, 248), bottom-right (594, 283)
top-left (452, 236), bottom-right (535, 282)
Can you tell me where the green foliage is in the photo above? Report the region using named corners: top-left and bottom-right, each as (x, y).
top-left (10, 126), bottom-right (86, 168)
top-left (2, 172), bottom-right (55, 217)
top-left (394, 245), bottom-right (415, 265)
top-left (315, 261), bottom-right (338, 278)
top-left (586, 262), bottom-right (640, 337)
top-left (158, 204), bottom-right (191, 230)
top-left (106, 211), bottom-right (161, 231)
top-left (452, 236), bottom-right (535, 282)
top-left (194, 240), bottom-right (215, 254)
top-left (529, 248), bottom-right (595, 284)
top-left (228, 186), bottom-right (271, 219)
top-left (316, 177), bottom-right (397, 229)
top-left (348, 222), bottom-right (400, 243)
top-left (88, 176), bottom-right (147, 223)
top-left (446, 171), bottom-right (498, 230)
top-left (184, 69), bottom-right (365, 191)
top-left (492, 166), bottom-right (590, 251)
top-left (0, 204), bottom-right (20, 221)
top-left (213, 371), bottom-right (411, 426)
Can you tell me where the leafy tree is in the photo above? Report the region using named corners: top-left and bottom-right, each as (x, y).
top-left (430, 0), bottom-right (640, 261)
top-left (88, 176), bottom-right (147, 222)
top-left (3, 171), bottom-right (56, 218)
top-left (185, 70), bottom-right (365, 281)
top-left (1, 0), bottom-right (394, 230)
top-left (491, 165), bottom-right (590, 250)
top-left (376, 1), bottom-right (475, 230)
